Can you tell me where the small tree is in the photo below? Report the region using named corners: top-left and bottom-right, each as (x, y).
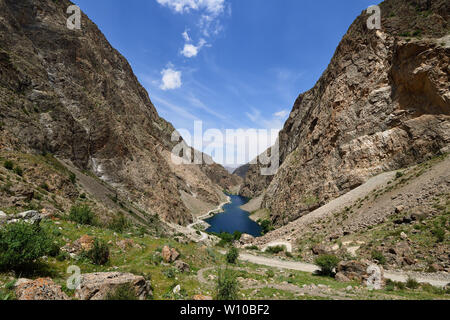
top-left (226, 247), bottom-right (239, 264)
top-left (314, 254), bottom-right (340, 277)
top-left (215, 268), bottom-right (238, 300)
top-left (0, 222), bottom-right (52, 270)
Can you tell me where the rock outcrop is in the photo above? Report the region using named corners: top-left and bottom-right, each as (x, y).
top-left (240, 0), bottom-right (450, 227)
top-left (0, 0), bottom-right (239, 226)
top-left (75, 272), bottom-right (152, 300)
top-left (15, 278), bottom-right (70, 300)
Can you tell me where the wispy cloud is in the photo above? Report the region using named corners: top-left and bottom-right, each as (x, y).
top-left (156, 0), bottom-right (226, 16)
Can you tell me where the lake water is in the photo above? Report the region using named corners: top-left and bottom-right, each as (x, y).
top-left (205, 194), bottom-right (262, 237)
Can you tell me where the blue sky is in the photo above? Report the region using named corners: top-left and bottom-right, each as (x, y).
top-left (73, 0), bottom-right (378, 165)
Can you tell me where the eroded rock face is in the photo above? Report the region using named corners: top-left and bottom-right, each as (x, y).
top-left (335, 260), bottom-right (384, 286)
top-left (15, 278), bottom-right (69, 300)
top-left (75, 272), bottom-right (152, 300)
top-left (0, 0), bottom-right (240, 226)
top-left (240, 0), bottom-right (450, 227)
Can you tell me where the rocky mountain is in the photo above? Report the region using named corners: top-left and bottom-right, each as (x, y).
top-left (0, 0), bottom-right (240, 225)
top-left (240, 0), bottom-right (449, 226)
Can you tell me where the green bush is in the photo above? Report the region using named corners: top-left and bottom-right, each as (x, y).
top-left (0, 222), bottom-right (52, 270)
top-left (69, 172), bottom-right (76, 184)
top-left (314, 254), bottom-right (340, 277)
top-left (215, 268), bottom-right (239, 300)
top-left (106, 283), bottom-right (138, 300)
top-left (226, 247), bottom-right (239, 264)
top-left (163, 268), bottom-right (176, 279)
top-left (432, 228), bottom-right (445, 243)
top-left (13, 166), bottom-right (23, 176)
top-left (259, 220), bottom-right (274, 234)
top-left (3, 160), bottom-right (14, 170)
top-left (395, 281), bottom-right (406, 290)
top-left (265, 245), bottom-right (285, 254)
top-left (406, 277), bottom-right (420, 289)
top-left (266, 269), bottom-right (275, 278)
top-left (233, 231), bottom-right (242, 241)
top-left (371, 250), bottom-right (386, 265)
top-left (108, 213), bottom-right (130, 233)
top-left (69, 205), bottom-right (95, 225)
top-left (83, 239), bottom-right (109, 265)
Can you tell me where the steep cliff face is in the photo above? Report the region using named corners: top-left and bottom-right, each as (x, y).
top-left (0, 0), bottom-right (239, 225)
top-left (241, 0), bottom-right (450, 226)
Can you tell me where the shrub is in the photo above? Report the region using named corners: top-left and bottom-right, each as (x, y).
top-left (69, 205), bottom-right (95, 225)
top-left (247, 245), bottom-right (259, 251)
top-left (233, 231), bottom-right (242, 241)
top-left (84, 239), bottom-right (109, 265)
top-left (266, 269), bottom-right (275, 278)
top-left (13, 166), bottom-right (23, 176)
top-left (108, 213), bottom-right (130, 233)
top-left (106, 283), bottom-right (138, 300)
top-left (395, 171), bottom-right (404, 179)
top-left (395, 281), bottom-right (406, 290)
top-left (314, 254), bottom-right (340, 277)
top-left (214, 232), bottom-right (235, 247)
top-left (432, 228), bottom-right (445, 243)
top-left (260, 220), bottom-right (274, 234)
top-left (69, 172), bottom-right (76, 184)
top-left (406, 277), bottom-right (420, 289)
top-left (3, 160), bottom-right (13, 170)
top-left (215, 268), bottom-right (239, 300)
top-left (48, 241), bottom-right (61, 258)
top-left (0, 222), bottom-right (52, 270)
top-left (265, 245), bottom-right (285, 254)
top-left (371, 250), bottom-right (386, 265)
top-left (226, 247), bottom-right (239, 264)
top-left (163, 268), bottom-right (176, 279)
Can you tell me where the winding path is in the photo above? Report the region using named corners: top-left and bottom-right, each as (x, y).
top-left (187, 197), bottom-right (231, 242)
top-left (215, 251), bottom-right (450, 288)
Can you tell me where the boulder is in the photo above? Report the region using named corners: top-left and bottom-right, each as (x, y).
top-left (15, 278), bottom-right (70, 300)
top-left (61, 235), bottom-right (95, 257)
top-left (75, 272), bottom-right (152, 300)
top-left (172, 285), bottom-right (181, 294)
top-left (162, 245), bottom-right (180, 263)
top-left (336, 260), bottom-right (384, 285)
top-left (174, 260), bottom-right (190, 273)
top-left (239, 233), bottom-right (254, 244)
top-left (311, 244), bottom-right (330, 255)
top-left (116, 239), bottom-right (135, 250)
top-left (0, 211), bottom-right (7, 223)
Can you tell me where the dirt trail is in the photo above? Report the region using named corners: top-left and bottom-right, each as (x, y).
top-left (251, 170), bottom-right (396, 246)
top-left (234, 251), bottom-right (450, 287)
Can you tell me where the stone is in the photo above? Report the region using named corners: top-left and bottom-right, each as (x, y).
top-left (75, 272), bottom-right (152, 300)
top-left (15, 278), bottom-right (69, 300)
top-left (400, 232), bottom-right (408, 240)
top-left (170, 248), bottom-right (180, 262)
top-left (311, 244), bottom-right (329, 255)
top-left (335, 272), bottom-right (351, 283)
top-left (336, 260), bottom-right (384, 284)
top-left (162, 245), bottom-right (172, 263)
top-left (116, 239), bottom-right (135, 250)
top-left (239, 233), bottom-right (254, 244)
top-left (174, 260), bottom-right (190, 273)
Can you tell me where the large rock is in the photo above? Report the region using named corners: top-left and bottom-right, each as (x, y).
top-left (62, 235), bottom-right (95, 257)
top-left (162, 245), bottom-right (180, 263)
top-left (15, 278), bottom-right (70, 300)
top-left (174, 260), bottom-right (190, 273)
top-left (75, 272), bottom-right (152, 300)
top-left (335, 260), bottom-right (384, 285)
top-left (239, 233), bottom-right (255, 245)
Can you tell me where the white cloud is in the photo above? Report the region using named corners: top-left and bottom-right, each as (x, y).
top-left (274, 110), bottom-right (289, 118)
top-left (156, 0), bottom-right (225, 15)
top-left (181, 38), bottom-right (207, 58)
top-left (160, 66), bottom-right (182, 90)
